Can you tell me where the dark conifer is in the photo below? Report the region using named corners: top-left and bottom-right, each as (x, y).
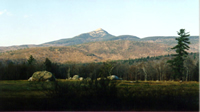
top-left (167, 29), bottom-right (190, 80)
top-left (27, 55), bottom-right (35, 65)
top-left (44, 58), bottom-right (52, 71)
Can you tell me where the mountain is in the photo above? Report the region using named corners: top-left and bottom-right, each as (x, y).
top-left (40, 28), bottom-right (143, 46)
top-left (39, 29), bottom-right (199, 53)
top-left (0, 28), bottom-right (198, 54)
top-left (43, 28), bottom-right (115, 46)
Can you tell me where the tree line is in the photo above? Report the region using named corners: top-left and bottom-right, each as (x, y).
top-left (0, 52), bottom-right (198, 81)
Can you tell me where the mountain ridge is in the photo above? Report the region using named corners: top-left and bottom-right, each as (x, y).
top-left (0, 28), bottom-right (199, 53)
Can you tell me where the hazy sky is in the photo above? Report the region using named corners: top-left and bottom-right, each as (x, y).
top-left (0, 0), bottom-right (198, 46)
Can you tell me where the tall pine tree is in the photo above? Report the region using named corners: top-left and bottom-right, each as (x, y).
top-left (167, 29), bottom-right (190, 80)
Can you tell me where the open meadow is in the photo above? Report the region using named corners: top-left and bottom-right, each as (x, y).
top-left (0, 80), bottom-right (199, 111)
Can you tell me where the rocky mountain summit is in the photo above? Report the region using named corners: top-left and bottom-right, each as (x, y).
top-left (42, 28), bottom-right (115, 46)
top-left (89, 28), bottom-right (109, 37)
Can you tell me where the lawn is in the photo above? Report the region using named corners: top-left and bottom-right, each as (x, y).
top-left (0, 80), bottom-right (199, 111)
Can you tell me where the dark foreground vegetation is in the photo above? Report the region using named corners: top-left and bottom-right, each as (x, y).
top-left (0, 80), bottom-right (198, 111)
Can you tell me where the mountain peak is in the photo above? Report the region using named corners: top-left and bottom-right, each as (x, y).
top-left (89, 28), bottom-right (109, 37)
top-left (95, 28), bottom-right (104, 31)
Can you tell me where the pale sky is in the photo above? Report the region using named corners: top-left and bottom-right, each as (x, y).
top-left (0, 0), bottom-right (199, 46)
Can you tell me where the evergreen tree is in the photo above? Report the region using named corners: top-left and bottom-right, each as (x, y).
top-left (27, 55), bottom-right (35, 65)
top-left (167, 29), bottom-right (190, 80)
top-left (44, 58), bottom-right (52, 72)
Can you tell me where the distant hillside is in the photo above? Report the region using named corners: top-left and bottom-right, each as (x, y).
top-left (141, 36), bottom-right (199, 44)
top-left (140, 36), bottom-right (199, 51)
top-left (0, 40), bottom-right (178, 63)
top-left (108, 35), bottom-right (140, 41)
top-left (0, 46), bottom-right (100, 63)
top-left (74, 40), bottom-right (176, 62)
top-left (0, 45), bottom-right (37, 53)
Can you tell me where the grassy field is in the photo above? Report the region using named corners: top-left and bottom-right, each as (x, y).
top-left (0, 80), bottom-right (199, 111)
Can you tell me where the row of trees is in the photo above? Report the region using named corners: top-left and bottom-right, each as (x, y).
top-left (0, 53), bottom-right (198, 81)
